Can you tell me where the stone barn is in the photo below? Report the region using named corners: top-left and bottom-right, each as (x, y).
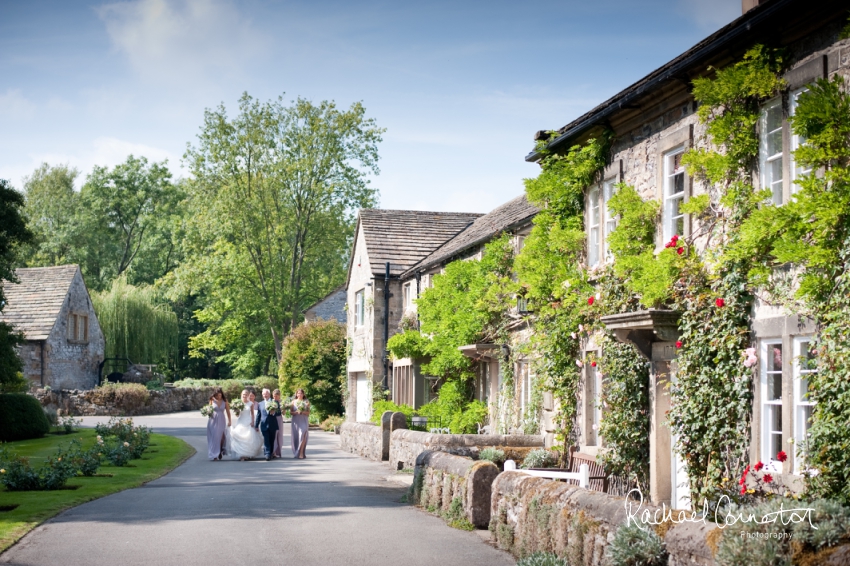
top-left (0, 265), bottom-right (104, 390)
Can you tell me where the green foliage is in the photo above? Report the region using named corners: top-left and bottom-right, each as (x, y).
top-left (319, 415), bottom-right (344, 431)
top-left (520, 449), bottom-right (558, 469)
top-left (0, 444), bottom-right (79, 491)
top-left (92, 275), bottom-right (178, 366)
top-left (607, 523), bottom-right (667, 566)
top-left (277, 319), bottom-right (346, 419)
top-left (0, 393), bottom-right (50, 441)
top-left (515, 552), bottom-right (567, 566)
top-left (596, 335), bottom-right (650, 492)
top-left (179, 93), bottom-right (382, 372)
top-left (477, 447), bottom-right (506, 464)
top-left (369, 400), bottom-right (413, 425)
top-left (417, 382), bottom-right (488, 434)
top-left (20, 163), bottom-right (79, 267)
top-left (68, 439), bottom-right (102, 477)
top-left (386, 330), bottom-right (429, 360)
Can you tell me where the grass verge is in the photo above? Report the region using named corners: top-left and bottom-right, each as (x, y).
top-left (0, 428), bottom-right (194, 553)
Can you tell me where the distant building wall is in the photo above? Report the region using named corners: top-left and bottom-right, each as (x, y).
top-left (304, 288), bottom-right (347, 323)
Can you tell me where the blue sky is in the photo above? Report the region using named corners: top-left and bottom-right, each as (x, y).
top-left (0, 0), bottom-right (741, 213)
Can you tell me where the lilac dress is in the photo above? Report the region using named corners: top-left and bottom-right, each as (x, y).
top-left (291, 401), bottom-right (310, 457)
top-left (206, 399), bottom-right (227, 460)
top-left (273, 412), bottom-right (285, 457)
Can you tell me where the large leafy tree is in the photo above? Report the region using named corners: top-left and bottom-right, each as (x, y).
top-left (180, 93), bottom-right (382, 372)
top-left (0, 179), bottom-right (33, 391)
top-left (21, 163), bottom-right (80, 266)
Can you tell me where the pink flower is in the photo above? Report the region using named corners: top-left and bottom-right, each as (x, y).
top-left (578, 324), bottom-right (584, 332)
top-left (740, 486), bottom-right (747, 495)
top-left (676, 247), bottom-right (684, 255)
top-left (764, 473), bottom-right (774, 483)
top-left (587, 296), bottom-right (595, 305)
top-left (715, 298), bottom-right (726, 308)
top-left (571, 332), bottom-right (577, 339)
top-left (576, 360), bottom-right (583, 368)
top-left (776, 451), bottom-right (787, 463)
top-left (676, 340), bottom-right (683, 348)
top-left (671, 234), bottom-right (679, 242)
top-left (754, 461), bottom-right (764, 472)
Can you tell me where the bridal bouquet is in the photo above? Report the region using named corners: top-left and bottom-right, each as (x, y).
top-left (293, 399), bottom-right (310, 413)
top-left (266, 401), bottom-right (280, 415)
top-left (230, 399), bottom-right (245, 417)
top-left (200, 404), bottom-right (214, 418)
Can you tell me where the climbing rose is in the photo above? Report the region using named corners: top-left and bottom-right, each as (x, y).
top-left (587, 296), bottom-right (595, 305)
top-left (575, 360), bottom-right (583, 367)
top-left (715, 298), bottom-right (725, 307)
top-left (671, 234), bottom-right (679, 242)
top-left (676, 340), bottom-right (683, 348)
top-left (677, 247), bottom-right (684, 255)
top-left (571, 332), bottom-right (577, 339)
top-left (776, 451), bottom-right (787, 463)
top-left (591, 361), bottom-right (597, 367)
top-left (754, 461), bottom-right (764, 471)
top-left (764, 474), bottom-right (774, 483)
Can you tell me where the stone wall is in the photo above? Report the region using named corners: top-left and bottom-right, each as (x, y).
top-left (412, 450), bottom-right (499, 529)
top-left (339, 421), bottom-right (383, 461)
top-left (389, 428), bottom-right (543, 471)
top-left (36, 387), bottom-right (214, 416)
top-left (490, 471), bottom-right (716, 566)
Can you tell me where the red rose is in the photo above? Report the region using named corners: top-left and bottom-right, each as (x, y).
top-left (776, 451), bottom-right (787, 463)
top-left (754, 461), bottom-right (764, 471)
top-left (591, 361), bottom-right (597, 367)
top-left (671, 234), bottom-right (679, 242)
top-left (677, 247), bottom-right (684, 255)
top-left (587, 296), bottom-right (595, 305)
top-left (675, 340), bottom-right (683, 348)
top-left (764, 474), bottom-right (774, 483)
top-left (715, 298), bottom-right (725, 308)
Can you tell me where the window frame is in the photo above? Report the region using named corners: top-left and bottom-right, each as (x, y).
top-left (602, 176), bottom-right (618, 261)
top-left (760, 338), bottom-right (784, 473)
top-left (789, 87), bottom-right (812, 195)
top-left (354, 289), bottom-right (365, 328)
top-left (759, 97), bottom-right (785, 205)
top-left (587, 185), bottom-right (601, 268)
top-left (792, 336), bottom-right (816, 474)
top-left (402, 282), bottom-right (413, 311)
top-left (662, 145), bottom-right (687, 242)
top-left (585, 362), bottom-right (603, 447)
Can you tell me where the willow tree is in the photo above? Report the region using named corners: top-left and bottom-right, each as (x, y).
top-left (180, 94), bottom-right (381, 369)
top-left (92, 276), bottom-right (178, 365)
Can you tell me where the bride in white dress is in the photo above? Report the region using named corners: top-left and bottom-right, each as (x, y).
top-left (225, 390), bottom-right (263, 460)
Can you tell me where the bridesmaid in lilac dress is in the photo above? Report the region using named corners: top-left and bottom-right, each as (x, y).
top-left (290, 389), bottom-right (310, 459)
top-left (206, 388), bottom-right (231, 461)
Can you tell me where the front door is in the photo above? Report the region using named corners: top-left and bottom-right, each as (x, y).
top-left (355, 373), bottom-right (371, 422)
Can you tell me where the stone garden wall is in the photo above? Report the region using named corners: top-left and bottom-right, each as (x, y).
top-left (490, 471), bottom-right (717, 566)
top-left (412, 450), bottom-right (499, 529)
top-left (339, 422), bottom-right (383, 461)
top-left (36, 387), bottom-right (215, 416)
top-left (389, 428), bottom-right (543, 471)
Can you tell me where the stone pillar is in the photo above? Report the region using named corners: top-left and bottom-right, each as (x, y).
top-left (649, 354), bottom-right (672, 506)
top-left (380, 410), bottom-right (394, 460)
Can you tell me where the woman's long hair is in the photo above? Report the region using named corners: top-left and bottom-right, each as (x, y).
top-left (211, 387), bottom-right (225, 404)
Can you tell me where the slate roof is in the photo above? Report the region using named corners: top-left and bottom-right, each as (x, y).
top-left (357, 209), bottom-right (483, 277)
top-left (402, 194), bottom-right (539, 278)
top-left (0, 265), bottom-right (79, 340)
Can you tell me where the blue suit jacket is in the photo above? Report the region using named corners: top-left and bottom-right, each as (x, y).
top-left (255, 400), bottom-right (280, 433)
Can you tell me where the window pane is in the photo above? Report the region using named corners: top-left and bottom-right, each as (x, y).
top-left (676, 216), bottom-right (684, 238)
top-left (765, 104), bottom-right (782, 133)
top-left (770, 433), bottom-right (783, 460)
top-left (767, 129), bottom-right (783, 157)
top-left (768, 345), bottom-right (782, 372)
top-left (672, 172), bottom-right (684, 194)
top-left (768, 374), bottom-right (782, 401)
top-left (801, 341), bottom-right (817, 371)
top-left (589, 227), bottom-right (599, 266)
top-left (770, 405), bottom-right (782, 432)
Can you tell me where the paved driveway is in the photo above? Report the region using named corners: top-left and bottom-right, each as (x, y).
top-left (0, 412), bottom-right (514, 566)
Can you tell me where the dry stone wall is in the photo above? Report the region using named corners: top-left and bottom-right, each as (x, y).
top-left (339, 421), bottom-right (383, 461)
top-left (390, 428), bottom-right (543, 471)
top-left (36, 387), bottom-right (214, 416)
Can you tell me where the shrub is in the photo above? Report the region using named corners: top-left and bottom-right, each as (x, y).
top-left (478, 447), bottom-right (506, 464)
top-left (516, 553), bottom-right (567, 566)
top-left (0, 393), bottom-right (50, 441)
top-left (607, 523), bottom-right (667, 566)
top-left (60, 415), bottom-right (81, 434)
top-left (792, 499), bottom-right (850, 550)
top-left (370, 400), bottom-right (414, 425)
top-left (521, 449), bottom-right (558, 469)
top-left (254, 376), bottom-right (278, 394)
top-left (103, 440), bottom-right (133, 467)
top-left (0, 445), bottom-right (79, 491)
top-left (69, 439), bottom-right (102, 477)
top-left (92, 382), bottom-right (150, 413)
top-left (145, 379), bottom-right (164, 390)
top-left (43, 406), bottom-right (58, 427)
top-left (320, 415), bottom-right (344, 432)
top-left (94, 417), bottom-right (151, 459)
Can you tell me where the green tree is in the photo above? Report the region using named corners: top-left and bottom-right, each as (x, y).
top-left (180, 93), bottom-right (382, 369)
top-left (21, 163), bottom-right (80, 267)
top-left (0, 179), bottom-right (33, 392)
top-left (278, 319), bottom-right (346, 419)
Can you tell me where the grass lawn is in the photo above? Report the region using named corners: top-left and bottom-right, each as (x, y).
top-left (0, 428), bottom-right (194, 553)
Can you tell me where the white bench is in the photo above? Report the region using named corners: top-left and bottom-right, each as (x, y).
top-left (504, 459), bottom-right (590, 489)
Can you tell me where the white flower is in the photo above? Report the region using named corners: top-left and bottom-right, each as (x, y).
top-left (123, 442), bottom-right (130, 447)
top-left (575, 360), bottom-right (583, 367)
top-left (562, 280), bottom-right (571, 289)
top-left (595, 293), bottom-right (600, 300)
top-left (578, 324), bottom-right (584, 332)
top-left (591, 424), bottom-right (598, 430)
top-left (788, 437), bottom-right (795, 444)
top-left (571, 332), bottom-right (577, 339)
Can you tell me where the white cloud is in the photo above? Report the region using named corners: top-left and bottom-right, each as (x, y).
top-left (0, 89), bottom-right (36, 120)
top-left (676, 0), bottom-right (740, 30)
top-left (96, 0), bottom-right (270, 85)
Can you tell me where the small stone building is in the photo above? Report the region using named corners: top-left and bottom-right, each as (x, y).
top-left (303, 285), bottom-right (347, 323)
top-left (0, 265), bottom-right (104, 390)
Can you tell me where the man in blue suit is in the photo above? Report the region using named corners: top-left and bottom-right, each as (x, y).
top-left (254, 388), bottom-right (281, 461)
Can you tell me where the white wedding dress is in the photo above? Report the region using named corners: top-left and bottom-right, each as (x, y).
top-left (224, 401), bottom-right (263, 460)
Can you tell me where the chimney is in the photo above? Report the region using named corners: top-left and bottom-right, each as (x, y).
top-left (742, 0), bottom-right (760, 14)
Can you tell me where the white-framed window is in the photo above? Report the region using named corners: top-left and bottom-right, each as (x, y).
top-left (760, 339), bottom-right (784, 472)
top-left (517, 361), bottom-right (532, 415)
top-left (402, 282), bottom-right (413, 311)
top-left (586, 362), bottom-right (602, 446)
top-left (789, 88), bottom-right (812, 194)
top-left (602, 177), bottom-right (618, 260)
top-left (354, 289), bottom-right (365, 327)
top-left (587, 186), bottom-right (601, 267)
top-left (663, 147), bottom-right (686, 241)
top-left (479, 362), bottom-right (491, 403)
top-left (68, 313), bottom-right (89, 343)
top-left (514, 234), bottom-right (526, 255)
top-left (793, 336), bottom-right (817, 474)
top-left (760, 98), bottom-right (784, 205)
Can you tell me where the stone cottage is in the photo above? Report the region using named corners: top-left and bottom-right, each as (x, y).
top-left (0, 265), bottom-right (105, 390)
top-left (345, 209), bottom-right (482, 421)
top-left (303, 285), bottom-right (347, 323)
top-left (524, 0), bottom-right (850, 506)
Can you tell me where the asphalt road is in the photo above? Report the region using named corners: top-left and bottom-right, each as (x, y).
top-left (0, 412), bottom-right (515, 566)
